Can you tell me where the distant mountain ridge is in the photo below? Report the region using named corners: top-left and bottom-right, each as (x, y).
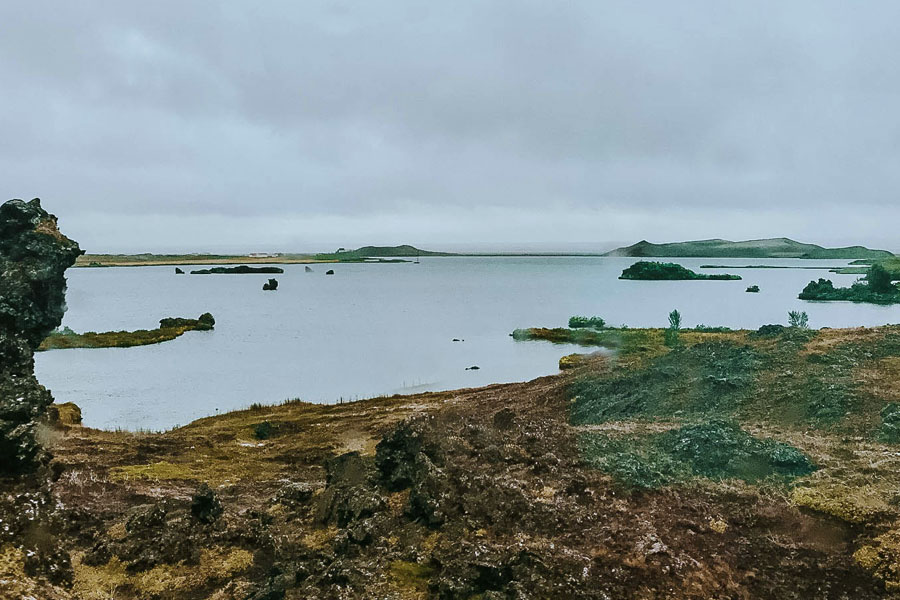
top-left (603, 238), bottom-right (894, 260)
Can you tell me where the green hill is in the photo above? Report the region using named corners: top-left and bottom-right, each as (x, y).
top-left (315, 245), bottom-right (453, 261)
top-left (604, 238), bottom-right (893, 260)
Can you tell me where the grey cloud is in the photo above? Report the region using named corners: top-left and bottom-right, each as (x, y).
top-left (2, 1), bottom-right (899, 251)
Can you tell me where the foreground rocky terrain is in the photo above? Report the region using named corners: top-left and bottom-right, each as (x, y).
top-left (5, 324), bottom-right (900, 598)
top-left (4, 199), bottom-right (900, 598)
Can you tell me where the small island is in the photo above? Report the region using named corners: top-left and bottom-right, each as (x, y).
top-left (799, 265), bottom-right (900, 304)
top-left (39, 313), bottom-right (215, 350)
top-left (620, 261), bottom-right (741, 281)
top-left (191, 265), bottom-right (284, 275)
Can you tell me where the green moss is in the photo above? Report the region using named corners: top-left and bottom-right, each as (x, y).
top-left (110, 461), bottom-right (200, 482)
top-left (570, 341), bottom-right (758, 424)
top-left (580, 420), bottom-right (815, 489)
top-left (388, 560), bottom-right (434, 593)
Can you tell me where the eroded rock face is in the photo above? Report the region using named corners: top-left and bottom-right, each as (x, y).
top-left (0, 198), bottom-right (82, 474)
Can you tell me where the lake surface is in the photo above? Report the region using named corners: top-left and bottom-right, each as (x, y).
top-left (35, 257), bottom-right (899, 431)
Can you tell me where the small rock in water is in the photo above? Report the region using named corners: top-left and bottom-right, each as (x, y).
top-left (466, 365), bottom-right (480, 370)
top-left (305, 266), bottom-right (313, 272)
top-left (326, 269), bottom-right (335, 275)
top-left (175, 267), bottom-right (184, 274)
top-left (263, 278), bottom-right (278, 291)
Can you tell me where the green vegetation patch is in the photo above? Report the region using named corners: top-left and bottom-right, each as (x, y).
top-left (568, 315), bottom-right (606, 329)
top-left (570, 341), bottom-right (758, 424)
top-left (619, 261), bottom-right (741, 281)
top-left (579, 420), bottom-right (815, 488)
top-left (512, 327), bottom-right (661, 354)
top-left (880, 403), bottom-right (900, 443)
top-left (799, 265), bottom-right (900, 304)
top-left (39, 313), bottom-right (214, 350)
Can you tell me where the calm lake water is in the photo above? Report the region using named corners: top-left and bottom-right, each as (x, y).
top-left (34, 257), bottom-right (899, 431)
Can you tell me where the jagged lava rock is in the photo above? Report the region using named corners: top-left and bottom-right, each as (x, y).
top-left (0, 198), bottom-right (82, 474)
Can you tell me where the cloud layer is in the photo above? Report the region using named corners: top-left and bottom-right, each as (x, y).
top-left (3, 1), bottom-right (899, 252)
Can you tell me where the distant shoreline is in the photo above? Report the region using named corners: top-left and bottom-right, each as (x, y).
top-left (75, 253), bottom-right (870, 268)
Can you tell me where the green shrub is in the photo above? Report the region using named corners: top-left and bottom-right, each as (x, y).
top-left (568, 316), bottom-right (606, 329)
top-left (570, 341), bottom-right (758, 424)
top-left (867, 264), bottom-right (895, 294)
top-left (690, 325), bottom-right (732, 333)
top-left (664, 309), bottom-right (681, 347)
top-left (788, 310), bottom-right (809, 329)
top-left (254, 421), bottom-right (273, 440)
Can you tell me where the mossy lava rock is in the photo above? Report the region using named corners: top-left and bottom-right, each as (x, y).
top-left (0, 198), bottom-right (82, 474)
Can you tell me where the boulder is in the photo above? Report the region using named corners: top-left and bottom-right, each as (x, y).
top-left (263, 278), bottom-right (279, 291)
top-left (190, 483), bottom-right (224, 524)
top-left (305, 266), bottom-right (313, 273)
top-left (0, 198), bottom-right (82, 474)
top-left (326, 269), bottom-right (335, 275)
top-left (175, 267), bottom-right (184, 274)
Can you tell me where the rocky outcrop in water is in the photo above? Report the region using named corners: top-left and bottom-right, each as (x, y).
top-left (0, 198), bottom-right (82, 474)
top-left (263, 278), bottom-right (278, 291)
top-left (190, 265), bottom-right (283, 274)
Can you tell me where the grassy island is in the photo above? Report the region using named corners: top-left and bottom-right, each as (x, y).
top-left (190, 265), bottom-right (284, 274)
top-left (799, 264), bottom-right (900, 304)
top-left (38, 313), bottom-right (215, 350)
top-left (620, 261), bottom-right (741, 281)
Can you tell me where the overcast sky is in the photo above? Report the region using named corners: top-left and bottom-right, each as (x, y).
top-left (3, 2), bottom-right (899, 253)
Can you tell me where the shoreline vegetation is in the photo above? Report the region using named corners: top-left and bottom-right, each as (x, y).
top-left (620, 260), bottom-right (741, 281)
top-left (38, 313), bottom-right (215, 351)
top-left (798, 264), bottom-right (900, 304)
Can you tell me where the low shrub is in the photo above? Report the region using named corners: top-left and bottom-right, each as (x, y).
top-left (568, 316), bottom-right (606, 329)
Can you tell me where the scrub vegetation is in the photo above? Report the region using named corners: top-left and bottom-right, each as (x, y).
top-left (799, 265), bottom-right (900, 304)
top-left (38, 314), bottom-right (214, 351)
top-left (620, 260), bottom-right (741, 280)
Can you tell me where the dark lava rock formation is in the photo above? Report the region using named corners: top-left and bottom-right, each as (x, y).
top-left (0, 198), bottom-right (82, 474)
top-left (190, 265), bottom-right (283, 274)
top-left (263, 278), bottom-right (278, 291)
